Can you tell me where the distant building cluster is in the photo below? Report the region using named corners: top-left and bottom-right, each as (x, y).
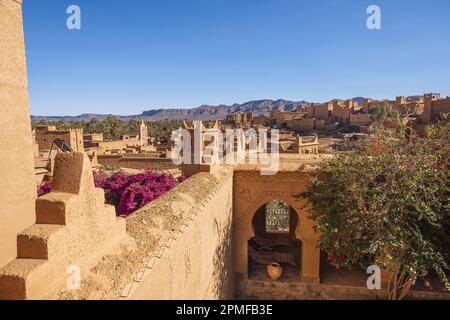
top-left (222, 93), bottom-right (450, 135)
top-left (31, 93), bottom-right (450, 185)
top-left (33, 120), bottom-right (171, 157)
top-left (32, 120), bottom-right (177, 184)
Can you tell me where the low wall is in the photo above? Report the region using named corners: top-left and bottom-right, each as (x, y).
top-left (97, 155), bottom-right (177, 171)
top-left (54, 166), bottom-right (234, 299)
top-left (126, 167), bottom-right (234, 299)
top-left (236, 276), bottom-right (450, 300)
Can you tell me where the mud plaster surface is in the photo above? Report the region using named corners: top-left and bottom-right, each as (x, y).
top-left (57, 168), bottom-right (231, 299)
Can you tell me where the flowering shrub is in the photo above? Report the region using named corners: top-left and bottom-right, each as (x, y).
top-left (37, 170), bottom-right (187, 217)
top-left (37, 181), bottom-right (52, 197)
top-left (95, 170), bottom-right (187, 216)
top-left (302, 117), bottom-right (450, 299)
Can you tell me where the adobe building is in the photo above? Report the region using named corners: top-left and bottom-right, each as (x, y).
top-left (86, 134), bottom-right (156, 155)
top-left (83, 133), bottom-right (104, 149)
top-left (349, 113), bottom-right (370, 127)
top-left (179, 120), bottom-right (222, 177)
top-left (35, 125), bottom-right (84, 152)
top-left (252, 115), bottom-right (270, 126)
top-left (139, 120), bottom-right (149, 146)
top-left (362, 98), bottom-right (372, 113)
top-left (225, 112), bottom-right (254, 127)
top-left (361, 93), bottom-right (450, 135)
top-left (31, 130), bottom-right (39, 156)
top-left (83, 122), bottom-right (149, 155)
top-left (332, 102), bottom-right (351, 124)
top-left (226, 95), bottom-right (450, 137)
top-left (305, 103), bottom-right (333, 121)
top-left (271, 111), bottom-right (300, 127)
top-left (420, 93), bottom-right (450, 124)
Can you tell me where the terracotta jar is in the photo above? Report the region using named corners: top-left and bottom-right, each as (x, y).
top-left (267, 262), bottom-right (283, 281)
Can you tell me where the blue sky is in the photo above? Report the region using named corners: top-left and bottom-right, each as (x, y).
top-left (23, 0), bottom-right (450, 116)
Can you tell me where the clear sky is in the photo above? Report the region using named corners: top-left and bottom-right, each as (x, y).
top-left (23, 0), bottom-right (450, 116)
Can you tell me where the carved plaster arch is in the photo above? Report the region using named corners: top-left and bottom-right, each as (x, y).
top-left (237, 191), bottom-right (316, 243)
top-left (233, 171), bottom-right (321, 283)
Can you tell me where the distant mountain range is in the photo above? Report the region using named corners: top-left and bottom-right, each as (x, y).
top-left (31, 97), bottom-right (366, 122)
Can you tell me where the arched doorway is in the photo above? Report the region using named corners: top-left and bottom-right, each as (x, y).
top-left (233, 170), bottom-right (320, 284)
top-left (247, 200), bottom-right (302, 281)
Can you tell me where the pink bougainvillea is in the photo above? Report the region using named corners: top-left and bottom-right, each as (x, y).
top-left (94, 170), bottom-right (188, 216)
top-left (37, 171), bottom-right (187, 217)
top-left (37, 181), bottom-right (52, 197)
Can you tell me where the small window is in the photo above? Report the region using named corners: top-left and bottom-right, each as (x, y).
top-left (265, 200), bottom-right (290, 233)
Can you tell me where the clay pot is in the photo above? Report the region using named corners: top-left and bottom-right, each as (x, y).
top-left (267, 262), bottom-right (283, 281)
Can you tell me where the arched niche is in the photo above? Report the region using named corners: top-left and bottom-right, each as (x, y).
top-left (251, 200), bottom-right (297, 237)
top-left (248, 200), bottom-right (302, 280)
top-left (234, 194), bottom-right (320, 283)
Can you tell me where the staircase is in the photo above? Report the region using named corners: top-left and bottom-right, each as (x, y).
top-left (0, 152), bottom-right (127, 300)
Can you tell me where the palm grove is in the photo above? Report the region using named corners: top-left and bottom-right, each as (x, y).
top-left (33, 116), bottom-right (184, 141)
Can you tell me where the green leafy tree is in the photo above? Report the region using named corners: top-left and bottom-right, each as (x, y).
top-left (369, 101), bottom-right (393, 122)
top-left (303, 120), bottom-right (450, 299)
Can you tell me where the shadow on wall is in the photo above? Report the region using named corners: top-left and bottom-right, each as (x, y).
top-left (212, 215), bottom-right (234, 299)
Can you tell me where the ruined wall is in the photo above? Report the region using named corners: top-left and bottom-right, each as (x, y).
top-left (0, 0), bottom-right (36, 269)
top-left (313, 104), bottom-right (331, 121)
top-left (432, 98), bottom-right (450, 118)
top-left (332, 106), bottom-right (350, 124)
top-left (274, 112), bottom-right (294, 127)
top-left (349, 113), bottom-right (370, 126)
top-left (286, 118), bottom-right (315, 132)
top-left (123, 167), bottom-right (234, 299)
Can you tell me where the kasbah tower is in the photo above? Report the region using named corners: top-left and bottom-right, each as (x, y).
top-left (0, 0), bottom-right (36, 269)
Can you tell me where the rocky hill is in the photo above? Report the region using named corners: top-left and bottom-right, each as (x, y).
top-left (31, 97), bottom-right (365, 122)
